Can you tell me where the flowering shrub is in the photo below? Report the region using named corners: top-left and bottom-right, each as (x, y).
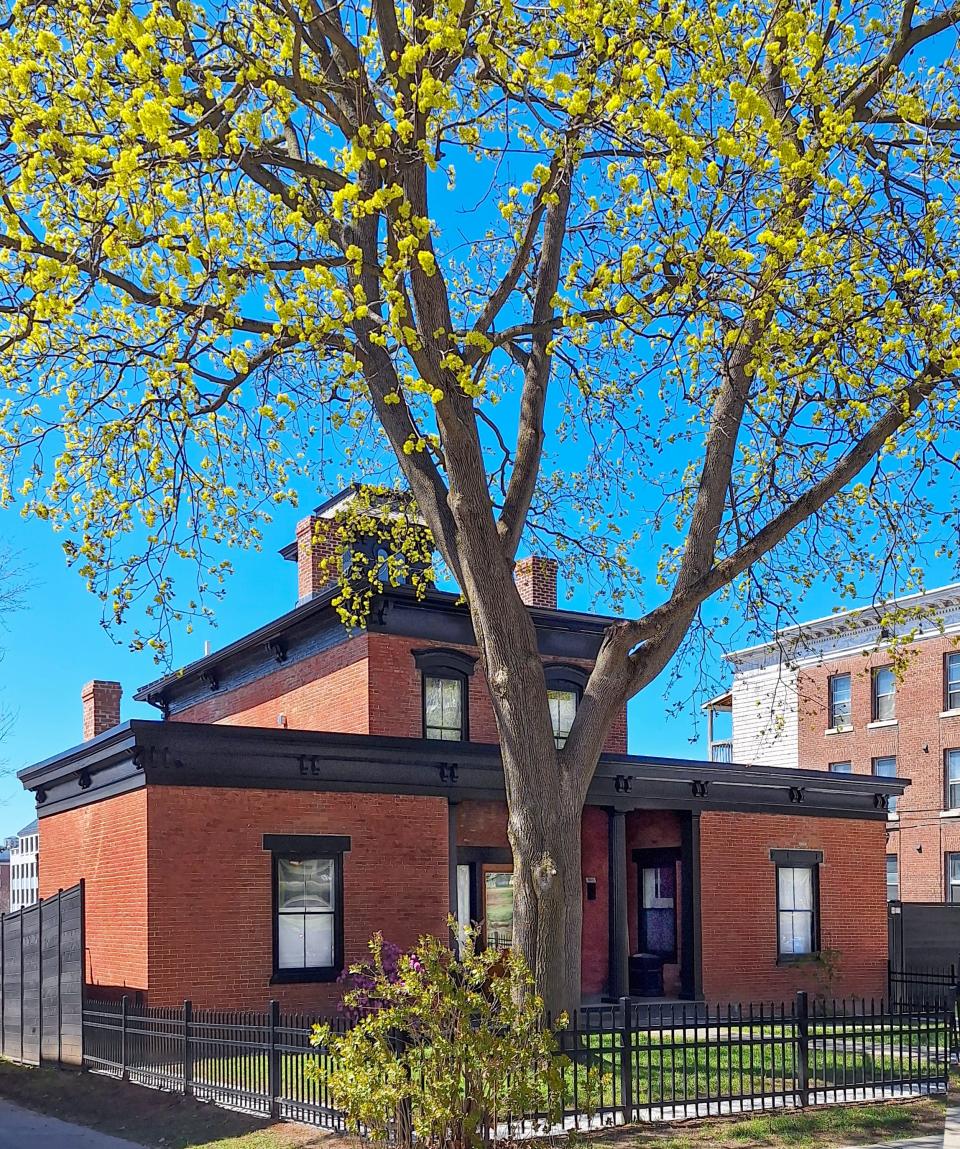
top-left (337, 938), bottom-right (407, 1020)
top-left (310, 926), bottom-right (569, 1148)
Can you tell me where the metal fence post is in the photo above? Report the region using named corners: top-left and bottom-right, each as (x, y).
top-left (795, 991), bottom-right (810, 1108)
top-left (120, 995), bottom-right (128, 1081)
top-left (183, 1000), bottom-right (193, 1097)
top-left (618, 997), bottom-right (634, 1125)
top-left (268, 1000), bottom-right (280, 1119)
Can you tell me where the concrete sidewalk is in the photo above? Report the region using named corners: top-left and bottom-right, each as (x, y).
top-left (0, 1098), bottom-right (145, 1148)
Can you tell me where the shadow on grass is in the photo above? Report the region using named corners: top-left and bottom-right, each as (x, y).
top-left (0, 1059), bottom-right (344, 1148)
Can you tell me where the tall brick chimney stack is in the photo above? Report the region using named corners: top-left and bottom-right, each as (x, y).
top-left (81, 680), bottom-right (122, 741)
top-left (514, 556), bottom-right (558, 610)
top-left (296, 514), bottom-right (341, 602)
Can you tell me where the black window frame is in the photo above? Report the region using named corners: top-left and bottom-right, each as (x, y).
top-left (544, 664), bottom-right (587, 750)
top-left (946, 653), bottom-right (960, 712)
top-left (771, 849), bottom-right (822, 963)
top-left (264, 833), bottom-right (350, 984)
top-left (828, 673), bottom-right (852, 729)
top-left (413, 648), bottom-right (478, 742)
top-left (871, 666), bottom-right (896, 722)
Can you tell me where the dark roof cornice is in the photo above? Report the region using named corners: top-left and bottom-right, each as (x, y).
top-left (19, 720), bottom-right (906, 823)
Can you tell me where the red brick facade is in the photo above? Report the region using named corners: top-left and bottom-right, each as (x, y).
top-left (796, 634), bottom-right (960, 902)
top-left (699, 813), bottom-right (888, 1003)
top-left (39, 791), bottom-right (148, 993)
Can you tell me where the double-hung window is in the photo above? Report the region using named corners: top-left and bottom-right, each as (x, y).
top-left (947, 750), bottom-right (960, 810)
top-left (828, 674), bottom-right (851, 729)
top-left (874, 756), bottom-right (898, 813)
top-left (872, 667), bottom-right (896, 722)
top-left (948, 854), bottom-right (960, 904)
top-left (544, 665), bottom-right (587, 750)
top-left (948, 653), bottom-right (960, 711)
top-left (264, 834), bottom-right (349, 982)
top-left (413, 649), bottom-right (477, 742)
top-left (772, 849), bottom-right (821, 960)
top-left (886, 855), bottom-right (899, 902)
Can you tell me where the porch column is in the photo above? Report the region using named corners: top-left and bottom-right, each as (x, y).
top-left (680, 811), bottom-right (703, 1000)
top-left (608, 808), bottom-right (630, 999)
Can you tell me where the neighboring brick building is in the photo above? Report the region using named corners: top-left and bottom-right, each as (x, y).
top-left (705, 583), bottom-right (960, 906)
top-left (20, 489), bottom-right (901, 1009)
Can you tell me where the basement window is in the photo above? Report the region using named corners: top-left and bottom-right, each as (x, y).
top-left (771, 849), bottom-right (822, 962)
top-left (264, 834), bottom-right (349, 983)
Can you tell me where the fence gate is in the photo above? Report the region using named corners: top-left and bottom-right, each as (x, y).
top-left (0, 882), bottom-right (84, 1066)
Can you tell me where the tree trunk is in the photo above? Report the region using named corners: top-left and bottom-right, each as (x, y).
top-left (506, 766), bottom-right (585, 1017)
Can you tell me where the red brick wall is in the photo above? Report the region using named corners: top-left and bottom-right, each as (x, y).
top-left (173, 637), bottom-right (370, 733)
top-left (699, 812), bottom-right (888, 1003)
top-left (796, 635), bottom-right (960, 902)
top-left (367, 632), bottom-right (627, 752)
top-left (145, 786), bottom-right (450, 1010)
top-left (38, 792), bottom-right (149, 994)
top-left (581, 806), bottom-right (609, 998)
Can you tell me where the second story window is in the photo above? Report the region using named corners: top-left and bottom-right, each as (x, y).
top-left (829, 761), bottom-right (852, 774)
top-left (946, 653), bottom-right (960, 712)
top-left (947, 749), bottom-right (960, 810)
top-left (828, 673), bottom-right (851, 729)
top-left (872, 666), bottom-right (896, 722)
top-left (413, 648), bottom-right (478, 742)
top-left (544, 665), bottom-right (588, 750)
top-left (424, 676), bottom-right (465, 741)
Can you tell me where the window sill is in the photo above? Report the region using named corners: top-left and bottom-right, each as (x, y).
top-left (942, 809), bottom-right (960, 820)
top-left (777, 953), bottom-right (821, 966)
top-left (270, 967), bottom-right (342, 985)
top-left (866, 719), bottom-right (898, 730)
top-left (941, 710), bottom-right (960, 720)
top-left (887, 812), bottom-right (900, 823)
top-left (825, 726), bottom-right (853, 736)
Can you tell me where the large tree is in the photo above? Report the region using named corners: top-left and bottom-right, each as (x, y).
top-left (1, 0), bottom-right (960, 1010)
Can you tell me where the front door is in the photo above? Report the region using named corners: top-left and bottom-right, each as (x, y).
top-left (634, 848), bottom-right (680, 962)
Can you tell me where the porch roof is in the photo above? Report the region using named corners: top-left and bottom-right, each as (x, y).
top-left (19, 720), bottom-right (906, 822)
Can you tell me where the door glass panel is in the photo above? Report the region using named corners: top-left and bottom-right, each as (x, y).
top-left (641, 863), bottom-right (676, 956)
top-left (484, 871), bottom-right (514, 948)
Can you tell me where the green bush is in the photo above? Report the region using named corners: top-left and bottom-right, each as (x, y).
top-left (309, 927), bottom-right (569, 1148)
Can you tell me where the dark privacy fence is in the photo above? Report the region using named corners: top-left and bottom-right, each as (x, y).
top-left (0, 883), bottom-right (84, 1067)
top-left (83, 990), bottom-right (950, 1134)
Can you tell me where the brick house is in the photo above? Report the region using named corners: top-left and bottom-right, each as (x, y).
top-left (705, 582), bottom-right (960, 907)
top-left (20, 490), bottom-right (901, 1009)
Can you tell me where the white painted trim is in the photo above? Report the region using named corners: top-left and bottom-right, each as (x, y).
top-left (866, 719), bottom-right (899, 730)
top-left (825, 726), bottom-right (854, 736)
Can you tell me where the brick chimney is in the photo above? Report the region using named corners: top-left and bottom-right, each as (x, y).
top-left (82, 680), bottom-right (122, 741)
top-left (296, 514), bottom-right (341, 602)
top-left (514, 555), bottom-right (558, 610)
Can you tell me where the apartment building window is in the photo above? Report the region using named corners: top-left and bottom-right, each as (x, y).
top-left (947, 749), bottom-right (960, 810)
top-left (948, 854), bottom-right (960, 904)
top-left (829, 761), bottom-right (852, 774)
top-left (874, 756), bottom-right (898, 812)
top-left (947, 653), bottom-right (960, 711)
top-left (413, 648), bottom-right (477, 742)
top-left (264, 834), bottom-right (348, 982)
top-left (872, 667), bottom-right (896, 722)
top-left (772, 849), bottom-right (821, 960)
top-left (828, 674), bottom-right (852, 728)
top-left (886, 855), bottom-right (899, 902)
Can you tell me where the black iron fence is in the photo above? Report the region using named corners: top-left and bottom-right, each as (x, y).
top-left (889, 964), bottom-right (959, 1008)
top-left (82, 991), bottom-right (950, 1135)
